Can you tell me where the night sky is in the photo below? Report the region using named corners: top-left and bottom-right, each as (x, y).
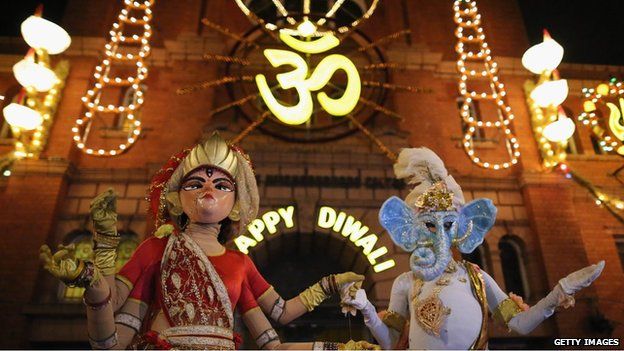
top-left (1, 0), bottom-right (623, 66)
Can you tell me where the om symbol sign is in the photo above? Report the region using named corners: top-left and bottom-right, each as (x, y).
top-left (607, 97), bottom-right (624, 142)
top-left (255, 32), bottom-right (361, 125)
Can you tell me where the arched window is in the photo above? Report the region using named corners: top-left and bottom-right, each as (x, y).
top-left (461, 242), bottom-right (490, 272)
top-left (498, 235), bottom-right (529, 299)
top-left (60, 230), bottom-right (140, 301)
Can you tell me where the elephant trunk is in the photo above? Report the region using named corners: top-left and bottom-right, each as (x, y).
top-left (410, 238), bottom-right (451, 281)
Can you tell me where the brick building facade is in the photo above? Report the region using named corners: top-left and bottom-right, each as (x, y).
top-left (0, 0), bottom-right (622, 348)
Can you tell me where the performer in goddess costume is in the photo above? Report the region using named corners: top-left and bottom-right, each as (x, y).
top-left (342, 147), bottom-right (605, 350)
top-left (40, 132), bottom-right (378, 350)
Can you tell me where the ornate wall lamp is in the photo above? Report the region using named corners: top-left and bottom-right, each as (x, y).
top-left (522, 30), bottom-right (574, 169)
top-left (0, 7), bottom-right (70, 175)
top-left (523, 31), bottom-right (624, 223)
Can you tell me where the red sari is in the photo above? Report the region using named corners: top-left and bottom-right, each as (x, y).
top-left (117, 233), bottom-right (271, 349)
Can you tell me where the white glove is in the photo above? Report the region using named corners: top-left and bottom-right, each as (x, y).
top-left (343, 289), bottom-right (394, 350)
top-left (506, 261), bottom-right (605, 335)
top-left (558, 261), bottom-right (605, 295)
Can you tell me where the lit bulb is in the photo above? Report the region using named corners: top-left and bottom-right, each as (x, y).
top-left (21, 16), bottom-right (71, 54)
top-left (2, 103), bottom-right (43, 130)
top-left (522, 30), bottom-right (564, 74)
top-left (530, 79), bottom-right (568, 107)
top-left (13, 58), bottom-right (58, 92)
top-left (296, 19), bottom-right (317, 37)
top-left (543, 108), bottom-right (576, 143)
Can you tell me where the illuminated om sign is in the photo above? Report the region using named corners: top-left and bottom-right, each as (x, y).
top-left (607, 98), bottom-right (624, 142)
top-left (580, 81), bottom-right (624, 155)
top-left (255, 32), bottom-right (361, 125)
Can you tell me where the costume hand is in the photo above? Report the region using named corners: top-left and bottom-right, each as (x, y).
top-left (39, 244), bottom-right (83, 284)
top-left (335, 272), bottom-right (365, 297)
top-left (338, 340), bottom-right (380, 350)
top-left (558, 261), bottom-right (605, 295)
top-left (342, 288), bottom-right (369, 310)
top-left (90, 189), bottom-right (118, 236)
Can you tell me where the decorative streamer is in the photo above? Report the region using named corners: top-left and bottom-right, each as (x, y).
top-left (453, 0), bottom-right (520, 170)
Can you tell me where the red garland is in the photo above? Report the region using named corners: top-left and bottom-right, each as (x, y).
top-left (147, 149), bottom-right (190, 228)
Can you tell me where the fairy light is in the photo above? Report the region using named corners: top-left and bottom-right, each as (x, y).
top-left (453, 0), bottom-right (520, 169)
top-left (579, 78), bottom-right (624, 156)
top-left (72, 0), bottom-right (154, 157)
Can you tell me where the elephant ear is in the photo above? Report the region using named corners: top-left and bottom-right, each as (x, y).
top-left (379, 196), bottom-right (418, 252)
top-left (456, 198), bottom-right (497, 253)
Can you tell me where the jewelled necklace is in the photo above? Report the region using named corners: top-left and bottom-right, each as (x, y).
top-left (411, 260), bottom-right (457, 336)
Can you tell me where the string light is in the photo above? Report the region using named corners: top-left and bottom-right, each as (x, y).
top-left (556, 164), bottom-right (624, 224)
top-left (579, 78), bottom-right (624, 155)
top-left (72, 0), bottom-right (154, 157)
top-left (453, 0), bottom-right (520, 169)
top-left (233, 0), bottom-right (379, 35)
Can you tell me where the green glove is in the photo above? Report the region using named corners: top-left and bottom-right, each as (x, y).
top-left (90, 189), bottom-right (118, 239)
top-left (39, 244), bottom-right (100, 287)
top-left (90, 189), bottom-right (120, 276)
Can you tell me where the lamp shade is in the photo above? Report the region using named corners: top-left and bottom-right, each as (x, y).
top-left (2, 103), bottom-right (43, 130)
top-left (543, 115), bottom-right (575, 143)
top-left (13, 59), bottom-right (58, 92)
top-left (21, 16), bottom-right (71, 54)
top-left (522, 37), bottom-right (564, 74)
top-left (530, 79), bottom-right (569, 107)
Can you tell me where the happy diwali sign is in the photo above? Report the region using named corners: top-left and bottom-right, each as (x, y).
top-left (234, 205), bottom-right (396, 273)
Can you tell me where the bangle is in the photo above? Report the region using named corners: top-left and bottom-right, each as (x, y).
top-left (330, 275), bottom-right (339, 295)
top-left (323, 341), bottom-right (339, 350)
top-left (83, 288), bottom-right (111, 311)
top-left (89, 331), bottom-right (118, 350)
top-left (69, 261), bottom-right (97, 288)
top-left (320, 277), bottom-right (330, 296)
top-left (94, 231), bottom-right (121, 248)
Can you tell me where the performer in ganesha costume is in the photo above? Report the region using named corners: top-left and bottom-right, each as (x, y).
top-left (343, 147), bottom-right (605, 350)
top-left (40, 132), bottom-right (377, 350)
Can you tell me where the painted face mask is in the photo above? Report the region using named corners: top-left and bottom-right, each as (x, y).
top-left (380, 194), bottom-right (496, 281)
top-left (378, 147), bottom-right (497, 281)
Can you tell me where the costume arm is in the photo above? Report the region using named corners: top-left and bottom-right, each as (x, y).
top-left (482, 261), bottom-right (604, 335)
top-left (244, 255), bottom-right (363, 325)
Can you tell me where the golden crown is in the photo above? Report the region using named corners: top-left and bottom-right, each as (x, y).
top-left (181, 132), bottom-right (238, 179)
top-left (414, 181), bottom-right (455, 211)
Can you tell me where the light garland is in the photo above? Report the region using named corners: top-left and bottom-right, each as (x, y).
top-left (579, 78), bottom-right (624, 156)
top-left (72, 0), bottom-right (154, 157)
top-left (453, 0), bottom-right (520, 170)
top-left (556, 164), bottom-right (624, 224)
top-left (523, 79), bottom-right (567, 169)
top-left (233, 0), bottom-right (380, 34)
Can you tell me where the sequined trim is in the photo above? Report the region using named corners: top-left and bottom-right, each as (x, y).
top-left (160, 234), bottom-right (234, 328)
top-left (270, 296), bottom-right (286, 322)
top-left (161, 325), bottom-right (233, 340)
top-left (165, 336), bottom-right (235, 350)
top-left (256, 328), bottom-right (279, 349)
top-left (89, 331), bottom-right (118, 349)
top-left (115, 312), bottom-right (142, 333)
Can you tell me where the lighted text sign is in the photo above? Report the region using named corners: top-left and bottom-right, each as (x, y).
top-left (234, 205), bottom-right (395, 273)
top-left (255, 32), bottom-right (361, 125)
